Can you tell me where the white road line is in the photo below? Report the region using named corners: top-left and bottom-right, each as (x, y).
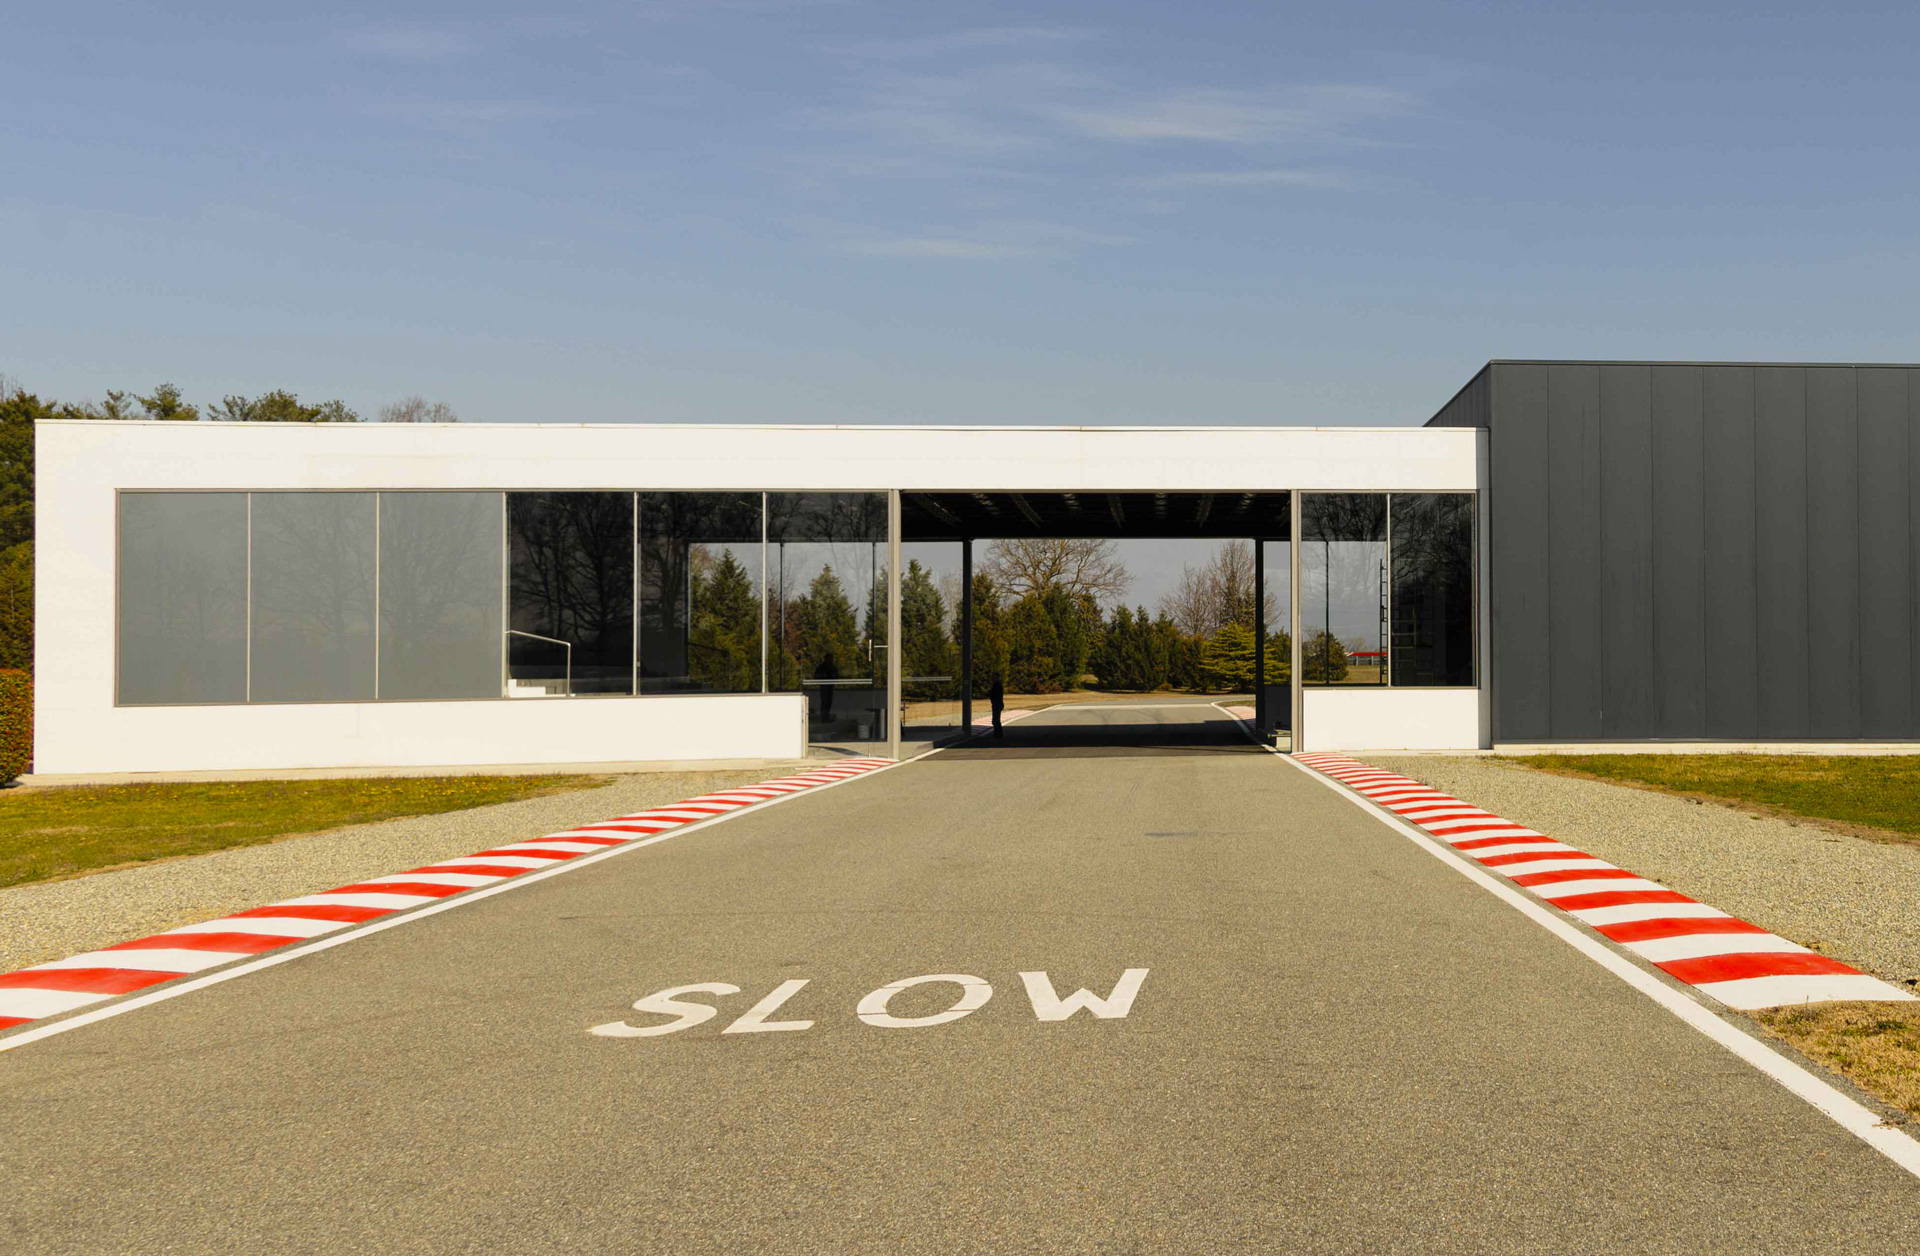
top-left (1280, 753), bottom-right (1920, 1183)
top-left (0, 752), bottom-right (918, 1054)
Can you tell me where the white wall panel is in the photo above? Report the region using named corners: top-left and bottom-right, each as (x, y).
top-left (34, 692), bottom-right (808, 775)
top-left (1300, 688), bottom-right (1482, 751)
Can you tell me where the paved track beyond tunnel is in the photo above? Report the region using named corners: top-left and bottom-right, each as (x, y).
top-left (4, 703), bottom-right (1917, 1254)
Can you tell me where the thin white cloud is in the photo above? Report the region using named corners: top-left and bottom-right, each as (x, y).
top-left (361, 97), bottom-right (585, 129)
top-left (1123, 168), bottom-right (1352, 190)
top-left (344, 26), bottom-right (474, 62)
top-left (836, 219), bottom-right (1130, 261)
top-left (845, 237), bottom-right (1041, 259)
top-left (1054, 85), bottom-right (1416, 144)
top-left (836, 27), bottom-right (1085, 59)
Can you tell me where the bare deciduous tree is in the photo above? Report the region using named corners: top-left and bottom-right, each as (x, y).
top-left (1158, 541), bottom-right (1276, 635)
top-left (982, 537), bottom-right (1130, 602)
top-left (378, 395), bottom-right (460, 423)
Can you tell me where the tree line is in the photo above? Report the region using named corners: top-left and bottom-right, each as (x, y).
top-left (683, 538), bottom-right (1314, 700)
top-left (0, 376), bottom-right (463, 671)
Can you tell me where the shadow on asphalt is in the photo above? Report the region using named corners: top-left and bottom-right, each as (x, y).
top-left (933, 719), bottom-right (1264, 760)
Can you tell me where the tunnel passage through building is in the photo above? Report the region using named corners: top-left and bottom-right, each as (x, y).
top-left (897, 491), bottom-right (1296, 753)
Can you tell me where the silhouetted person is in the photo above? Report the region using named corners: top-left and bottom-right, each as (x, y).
top-left (817, 652), bottom-right (839, 722)
top-left (989, 674), bottom-right (1005, 739)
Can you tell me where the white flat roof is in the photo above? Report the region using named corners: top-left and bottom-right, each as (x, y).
top-left (36, 419), bottom-right (1480, 493)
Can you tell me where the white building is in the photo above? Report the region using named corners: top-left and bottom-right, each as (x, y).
top-left (34, 419), bottom-right (1484, 775)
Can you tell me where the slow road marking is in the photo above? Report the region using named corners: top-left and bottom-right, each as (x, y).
top-left (590, 969), bottom-right (1150, 1038)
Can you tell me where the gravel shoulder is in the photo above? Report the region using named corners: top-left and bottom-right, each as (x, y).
top-left (0, 768), bottom-right (783, 972)
top-left (1369, 755), bottom-right (1920, 992)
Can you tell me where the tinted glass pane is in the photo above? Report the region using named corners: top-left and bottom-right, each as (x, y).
top-left (508, 492), bottom-right (634, 696)
top-left (1261, 539), bottom-right (1292, 734)
top-left (639, 492), bottom-right (763, 694)
top-left (1391, 493), bottom-right (1475, 686)
top-left (1301, 493), bottom-right (1386, 685)
top-left (900, 542), bottom-right (963, 744)
top-left (250, 492), bottom-right (377, 702)
top-left (117, 492), bottom-right (248, 704)
top-left (379, 492), bottom-right (505, 700)
top-left (768, 492), bottom-right (888, 744)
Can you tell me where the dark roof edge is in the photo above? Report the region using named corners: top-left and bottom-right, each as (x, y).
top-left (1424, 362), bottom-right (1493, 428)
top-left (1481, 358), bottom-right (1920, 368)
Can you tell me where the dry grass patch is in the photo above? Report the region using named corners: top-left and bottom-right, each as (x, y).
top-left (1506, 754), bottom-right (1920, 849)
top-left (1755, 1002), bottom-right (1920, 1120)
top-left (0, 774), bottom-right (611, 888)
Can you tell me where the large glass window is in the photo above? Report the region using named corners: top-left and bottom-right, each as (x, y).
top-left (768, 492), bottom-right (889, 745)
top-left (117, 493), bottom-right (249, 704)
top-left (1301, 493), bottom-right (1387, 685)
top-left (1261, 537), bottom-right (1292, 734)
top-left (250, 492), bottom-right (377, 703)
top-left (639, 492), bottom-right (763, 694)
top-left (1391, 493), bottom-right (1475, 686)
top-left (900, 542), bottom-right (964, 744)
top-left (508, 493), bottom-right (635, 696)
top-left (379, 492), bottom-right (505, 700)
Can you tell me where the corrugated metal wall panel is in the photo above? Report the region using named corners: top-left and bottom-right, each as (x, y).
top-left (1490, 365), bottom-right (1551, 741)
top-left (1547, 364), bottom-right (1604, 739)
top-left (1650, 365), bottom-right (1706, 735)
top-left (1856, 368), bottom-right (1911, 737)
top-left (1599, 364), bottom-right (1655, 737)
top-left (1805, 367), bottom-right (1862, 737)
top-left (1701, 366), bottom-right (1761, 739)
top-left (1754, 367), bottom-right (1812, 738)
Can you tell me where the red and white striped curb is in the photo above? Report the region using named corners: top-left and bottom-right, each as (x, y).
top-left (1294, 752), bottom-right (1919, 1011)
top-left (0, 758), bottom-right (893, 1033)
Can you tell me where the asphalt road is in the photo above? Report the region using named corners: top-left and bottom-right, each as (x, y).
top-left (5, 703), bottom-right (1918, 1253)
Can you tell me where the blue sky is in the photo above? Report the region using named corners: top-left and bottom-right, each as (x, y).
top-left (6, 1), bottom-right (1919, 425)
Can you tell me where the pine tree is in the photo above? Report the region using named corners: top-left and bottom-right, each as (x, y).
top-left (900, 560), bottom-right (956, 695)
top-left (1200, 621), bottom-right (1257, 691)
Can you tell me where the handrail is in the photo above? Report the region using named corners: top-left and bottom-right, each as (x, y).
top-left (506, 630), bottom-right (572, 697)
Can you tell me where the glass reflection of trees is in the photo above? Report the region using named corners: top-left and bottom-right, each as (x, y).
top-left (767, 492), bottom-right (888, 742)
top-left (116, 493), bottom-right (250, 705)
top-left (1301, 494), bottom-right (1387, 685)
top-left (508, 493), bottom-right (635, 695)
top-left (1390, 493), bottom-right (1474, 686)
top-left (379, 492), bottom-right (503, 700)
top-left (249, 492), bottom-right (378, 702)
top-left (639, 492), bottom-right (762, 694)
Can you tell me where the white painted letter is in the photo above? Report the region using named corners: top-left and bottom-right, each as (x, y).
top-left (1019, 969), bottom-right (1149, 1021)
top-left (589, 982), bottom-right (740, 1038)
top-left (856, 973), bottom-right (993, 1028)
top-left (723, 979), bottom-right (815, 1034)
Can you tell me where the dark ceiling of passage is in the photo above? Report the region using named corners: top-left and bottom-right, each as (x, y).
top-left (900, 491), bottom-right (1293, 542)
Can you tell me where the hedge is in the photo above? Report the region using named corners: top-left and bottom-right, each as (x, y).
top-left (0, 669), bottom-right (29, 784)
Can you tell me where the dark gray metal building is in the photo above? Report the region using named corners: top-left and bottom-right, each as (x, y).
top-left (1432, 361), bottom-right (1920, 743)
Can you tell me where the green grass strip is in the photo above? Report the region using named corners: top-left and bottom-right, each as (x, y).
top-left (0, 774), bottom-right (609, 889)
top-left (1506, 754), bottom-right (1920, 841)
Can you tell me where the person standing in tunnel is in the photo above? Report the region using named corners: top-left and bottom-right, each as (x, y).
top-left (989, 671), bottom-right (1005, 739)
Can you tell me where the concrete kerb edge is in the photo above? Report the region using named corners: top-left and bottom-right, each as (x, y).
top-left (0, 747), bottom-right (936, 1055)
top-left (1272, 749), bottom-right (1920, 1182)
